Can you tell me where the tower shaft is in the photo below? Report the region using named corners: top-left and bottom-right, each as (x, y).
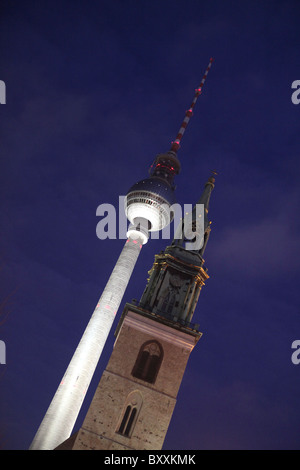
top-left (30, 235), bottom-right (144, 450)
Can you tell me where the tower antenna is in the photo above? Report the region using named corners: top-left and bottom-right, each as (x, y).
top-left (170, 58), bottom-right (214, 153)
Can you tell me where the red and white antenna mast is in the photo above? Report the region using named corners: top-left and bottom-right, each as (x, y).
top-left (170, 58), bottom-right (214, 153)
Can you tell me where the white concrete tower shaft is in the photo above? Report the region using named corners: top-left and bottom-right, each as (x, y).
top-left (30, 235), bottom-right (145, 450)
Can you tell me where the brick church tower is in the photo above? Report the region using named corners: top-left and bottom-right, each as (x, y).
top-left (57, 174), bottom-right (215, 450)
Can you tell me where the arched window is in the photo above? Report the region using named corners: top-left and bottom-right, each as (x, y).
top-left (132, 340), bottom-right (163, 384)
top-left (116, 391), bottom-right (142, 438)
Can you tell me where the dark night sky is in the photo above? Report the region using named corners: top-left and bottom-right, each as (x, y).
top-left (0, 0), bottom-right (300, 450)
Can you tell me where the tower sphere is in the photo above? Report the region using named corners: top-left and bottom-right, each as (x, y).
top-left (125, 176), bottom-right (176, 234)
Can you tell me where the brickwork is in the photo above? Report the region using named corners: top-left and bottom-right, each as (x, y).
top-left (71, 307), bottom-right (200, 450)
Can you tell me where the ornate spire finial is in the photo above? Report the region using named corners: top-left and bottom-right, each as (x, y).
top-left (206, 169), bottom-right (218, 186)
top-left (171, 173), bottom-right (216, 253)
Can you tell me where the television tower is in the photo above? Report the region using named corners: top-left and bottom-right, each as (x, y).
top-left (29, 58), bottom-right (214, 450)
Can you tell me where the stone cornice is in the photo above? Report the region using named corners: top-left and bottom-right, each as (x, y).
top-left (122, 310), bottom-right (201, 352)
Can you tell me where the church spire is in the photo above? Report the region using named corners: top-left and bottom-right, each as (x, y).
top-left (139, 173), bottom-right (216, 327)
top-left (172, 171), bottom-right (216, 255)
top-left (198, 172), bottom-right (216, 219)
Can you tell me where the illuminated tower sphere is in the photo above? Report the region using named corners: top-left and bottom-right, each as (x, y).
top-left (29, 59), bottom-right (214, 451)
top-left (125, 150), bottom-right (180, 237)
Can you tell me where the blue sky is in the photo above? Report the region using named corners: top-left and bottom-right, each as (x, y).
top-left (0, 0), bottom-right (300, 450)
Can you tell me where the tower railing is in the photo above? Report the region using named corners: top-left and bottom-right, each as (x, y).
top-left (134, 300), bottom-right (201, 333)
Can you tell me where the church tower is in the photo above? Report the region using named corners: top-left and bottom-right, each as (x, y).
top-left (61, 175), bottom-right (215, 451)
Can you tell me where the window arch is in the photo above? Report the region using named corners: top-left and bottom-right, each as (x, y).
top-left (116, 391), bottom-right (142, 438)
top-left (132, 340), bottom-right (163, 384)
